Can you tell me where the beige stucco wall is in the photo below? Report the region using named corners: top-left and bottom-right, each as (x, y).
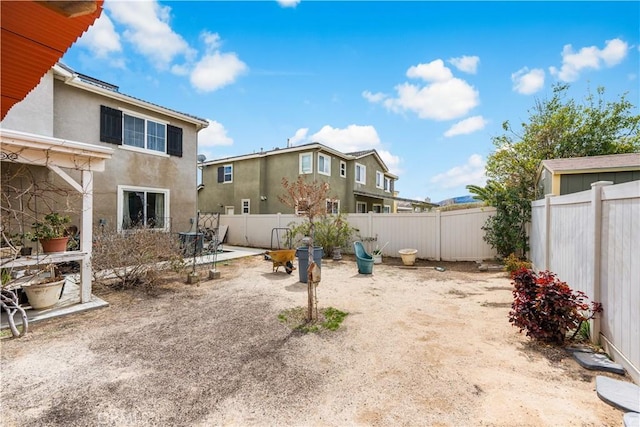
top-left (52, 81), bottom-right (199, 232)
top-left (1, 70), bottom-right (55, 136)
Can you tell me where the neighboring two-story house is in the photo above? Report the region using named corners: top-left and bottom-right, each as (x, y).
top-left (198, 143), bottom-right (401, 215)
top-left (1, 63), bottom-right (209, 233)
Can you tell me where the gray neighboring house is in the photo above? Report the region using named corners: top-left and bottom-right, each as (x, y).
top-left (535, 153), bottom-right (640, 199)
top-left (198, 143), bottom-right (422, 214)
top-left (1, 63), bottom-right (209, 233)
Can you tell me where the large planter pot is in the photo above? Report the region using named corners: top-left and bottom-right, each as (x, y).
top-left (399, 248), bottom-right (417, 266)
top-left (22, 278), bottom-right (65, 310)
top-left (39, 237), bottom-right (69, 253)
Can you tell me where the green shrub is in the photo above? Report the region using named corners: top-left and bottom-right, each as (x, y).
top-left (503, 253), bottom-right (532, 276)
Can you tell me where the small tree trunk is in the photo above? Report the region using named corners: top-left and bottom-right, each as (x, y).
top-left (306, 223), bottom-right (317, 322)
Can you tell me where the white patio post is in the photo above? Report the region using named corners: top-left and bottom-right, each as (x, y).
top-left (80, 170), bottom-right (94, 303)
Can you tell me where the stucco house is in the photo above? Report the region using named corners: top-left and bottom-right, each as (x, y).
top-left (197, 143), bottom-right (425, 215)
top-left (535, 153), bottom-right (640, 199)
top-left (2, 63), bottom-right (209, 234)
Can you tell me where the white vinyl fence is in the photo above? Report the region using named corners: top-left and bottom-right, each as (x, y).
top-left (530, 180), bottom-right (640, 383)
top-left (213, 207), bottom-right (497, 262)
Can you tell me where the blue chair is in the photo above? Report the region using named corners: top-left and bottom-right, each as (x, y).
top-left (353, 241), bottom-right (374, 274)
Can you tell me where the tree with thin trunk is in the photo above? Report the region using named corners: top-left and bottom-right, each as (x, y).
top-left (278, 176), bottom-right (330, 321)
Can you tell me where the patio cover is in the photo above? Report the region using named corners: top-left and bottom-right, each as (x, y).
top-left (1, 128), bottom-right (113, 303)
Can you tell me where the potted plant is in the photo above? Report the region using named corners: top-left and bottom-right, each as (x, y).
top-left (27, 213), bottom-right (71, 253)
top-left (21, 264), bottom-right (65, 310)
top-left (372, 242), bottom-right (389, 264)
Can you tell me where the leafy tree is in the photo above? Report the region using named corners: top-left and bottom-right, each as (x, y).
top-left (470, 84), bottom-right (639, 258)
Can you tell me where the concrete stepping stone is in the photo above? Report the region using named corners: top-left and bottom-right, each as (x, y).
top-left (596, 376), bottom-right (640, 413)
top-left (623, 412), bottom-right (639, 427)
top-left (573, 351), bottom-right (625, 375)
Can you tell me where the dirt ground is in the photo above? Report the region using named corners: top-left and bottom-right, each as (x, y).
top-left (0, 254), bottom-right (630, 426)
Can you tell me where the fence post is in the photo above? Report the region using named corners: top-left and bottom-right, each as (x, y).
top-left (435, 210), bottom-right (442, 261)
top-left (543, 194), bottom-right (552, 271)
top-left (590, 181), bottom-right (612, 345)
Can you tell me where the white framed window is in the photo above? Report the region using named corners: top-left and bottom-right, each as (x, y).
top-left (372, 204), bottom-right (382, 213)
top-left (123, 111), bottom-right (166, 154)
top-left (225, 206), bottom-right (235, 215)
top-left (241, 199), bottom-right (250, 214)
top-left (318, 153), bottom-right (331, 176)
top-left (376, 171), bottom-right (383, 189)
top-left (384, 177), bottom-right (391, 192)
top-left (326, 199), bottom-right (340, 214)
top-left (299, 152), bottom-right (312, 174)
top-left (117, 185), bottom-right (170, 232)
top-left (355, 163), bottom-right (366, 184)
top-left (217, 165), bottom-right (233, 183)
top-left (340, 161), bottom-right (346, 178)
top-left (383, 205), bottom-right (391, 213)
top-left (356, 201), bottom-right (367, 213)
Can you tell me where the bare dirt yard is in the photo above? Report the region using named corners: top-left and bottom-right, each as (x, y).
top-left (0, 254), bottom-right (629, 426)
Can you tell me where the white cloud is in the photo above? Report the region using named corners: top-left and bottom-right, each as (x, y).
top-left (549, 38), bottom-right (629, 82)
top-left (105, 1), bottom-right (194, 70)
top-left (429, 154), bottom-right (486, 189)
top-left (310, 125), bottom-right (381, 153)
top-left (288, 128), bottom-right (309, 145)
top-left (406, 59), bottom-right (453, 82)
top-left (367, 59), bottom-right (479, 121)
top-left (511, 67), bottom-right (545, 95)
top-left (76, 12), bottom-right (122, 59)
top-left (362, 90), bottom-right (386, 103)
top-left (444, 116), bottom-right (487, 137)
top-left (383, 78), bottom-right (479, 121)
top-left (448, 55), bottom-right (480, 74)
top-left (197, 120), bottom-right (233, 161)
top-left (190, 51), bottom-right (248, 92)
top-left (277, 0), bottom-right (301, 7)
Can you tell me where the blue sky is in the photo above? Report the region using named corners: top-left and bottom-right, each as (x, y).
top-left (62, 0), bottom-right (639, 203)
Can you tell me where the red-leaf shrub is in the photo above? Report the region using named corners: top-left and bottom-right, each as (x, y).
top-left (509, 269), bottom-right (603, 344)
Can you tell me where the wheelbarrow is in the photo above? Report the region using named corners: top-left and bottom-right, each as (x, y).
top-left (266, 249), bottom-right (296, 274)
top-left (265, 227), bottom-right (296, 274)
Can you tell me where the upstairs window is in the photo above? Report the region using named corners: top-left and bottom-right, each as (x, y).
top-left (300, 152), bottom-right (312, 174)
top-left (318, 153), bottom-right (331, 176)
top-left (100, 105), bottom-right (182, 157)
top-left (340, 161), bottom-right (346, 178)
top-left (217, 165), bottom-right (233, 183)
top-left (384, 177), bottom-right (391, 192)
top-left (355, 163), bottom-right (366, 184)
top-left (376, 171), bottom-right (383, 189)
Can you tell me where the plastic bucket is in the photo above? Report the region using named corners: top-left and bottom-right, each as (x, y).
top-left (295, 246), bottom-right (323, 283)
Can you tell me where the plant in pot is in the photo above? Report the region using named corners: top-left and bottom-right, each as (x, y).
top-left (20, 263), bottom-right (65, 310)
top-left (27, 213), bottom-right (71, 253)
top-left (304, 212), bottom-right (358, 261)
top-left (372, 242), bottom-right (389, 264)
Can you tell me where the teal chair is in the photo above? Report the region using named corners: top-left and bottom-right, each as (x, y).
top-left (353, 241), bottom-right (374, 274)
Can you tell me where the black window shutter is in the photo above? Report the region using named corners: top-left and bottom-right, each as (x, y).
top-left (167, 125), bottom-right (183, 157)
top-left (100, 105), bottom-right (122, 145)
top-left (217, 167), bottom-right (224, 183)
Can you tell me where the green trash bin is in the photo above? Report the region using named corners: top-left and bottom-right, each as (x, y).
top-left (295, 246), bottom-right (323, 283)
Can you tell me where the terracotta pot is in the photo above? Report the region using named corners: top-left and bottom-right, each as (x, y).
top-left (39, 236), bottom-right (69, 253)
top-left (22, 278), bottom-right (65, 310)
